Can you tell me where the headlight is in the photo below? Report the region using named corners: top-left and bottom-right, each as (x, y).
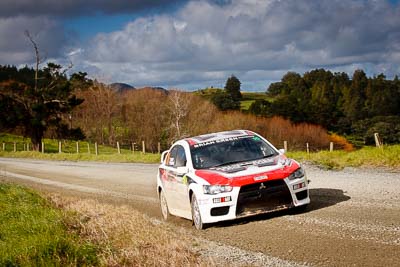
top-left (288, 167), bottom-right (305, 180)
top-left (203, 185), bottom-right (233, 195)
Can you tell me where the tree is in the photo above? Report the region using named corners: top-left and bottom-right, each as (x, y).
top-left (0, 33), bottom-right (87, 150)
top-left (225, 75), bottom-right (242, 101)
top-left (211, 92), bottom-right (240, 111)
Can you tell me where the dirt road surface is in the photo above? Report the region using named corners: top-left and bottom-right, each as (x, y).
top-left (0, 158), bottom-right (399, 266)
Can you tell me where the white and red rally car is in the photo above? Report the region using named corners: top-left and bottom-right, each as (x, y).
top-left (157, 130), bottom-right (310, 229)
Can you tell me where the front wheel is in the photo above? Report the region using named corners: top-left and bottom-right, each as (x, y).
top-left (191, 194), bottom-right (205, 230)
top-left (159, 190), bottom-right (169, 220)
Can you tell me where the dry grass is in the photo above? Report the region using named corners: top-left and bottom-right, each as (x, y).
top-left (49, 194), bottom-right (211, 267)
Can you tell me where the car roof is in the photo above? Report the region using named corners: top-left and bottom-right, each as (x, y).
top-left (184, 129), bottom-right (255, 146)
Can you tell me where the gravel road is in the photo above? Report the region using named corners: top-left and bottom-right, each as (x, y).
top-left (0, 158), bottom-right (399, 266)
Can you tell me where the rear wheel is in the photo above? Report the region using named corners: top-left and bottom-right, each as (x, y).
top-left (191, 194), bottom-right (204, 230)
top-left (159, 190), bottom-right (169, 220)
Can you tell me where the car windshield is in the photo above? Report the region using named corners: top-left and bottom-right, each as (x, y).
top-left (191, 136), bottom-right (278, 169)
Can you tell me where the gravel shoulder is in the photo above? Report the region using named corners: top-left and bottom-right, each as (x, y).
top-left (0, 158), bottom-right (399, 266)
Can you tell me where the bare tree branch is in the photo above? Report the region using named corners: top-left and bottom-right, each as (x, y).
top-left (24, 30), bottom-right (40, 91)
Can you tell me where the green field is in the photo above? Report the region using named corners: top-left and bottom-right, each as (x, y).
top-left (0, 133), bottom-right (161, 163)
top-left (288, 145), bottom-right (400, 170)
top-left (0, 183), bottom-right (98, 266)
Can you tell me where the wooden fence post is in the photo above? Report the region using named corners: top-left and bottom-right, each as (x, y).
top-left (142, 141), bottom-right (145, 154)
top-left (13, 142), bottom-right (16, 152)
top-left (374, 133), bottom-right (382, 148)
top-left (306, 143), bottom-right (310, 154)
top-left (23, 143), bottom-right (26, 151)
top-left (95, 142), bottom-right (98, 155)
top-left (117, 142), bottom-right (121, 154)
top-left (158, 142), bottom-right (161, 154)
top-left (58, 141), bottom-right (62, 153)
top-left (27, 143), bottom-right (29, 151)
top-left (76, 142), bottom-right (79, 154)
top-left (2, 143), bottom-right (5, 151)
top-left (87, 143), bottom-right (91, 154)
top-left (283, 141), bottom-right (288, 152)
top-left (41, 142), bottom-right (45, 153)
top-left (330, 142), bottom-right (334, 152)
top-left (132, 142), bottom-right (135, 154)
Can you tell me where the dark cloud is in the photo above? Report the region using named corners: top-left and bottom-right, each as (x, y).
top-left (0, 0), bottom-right (187, 18)
top-left (1, 0), bottom-right (400, 90)
top-left (0, 16), bottom-right (66, 65)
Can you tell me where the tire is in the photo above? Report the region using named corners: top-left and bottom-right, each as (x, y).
top-left (159, 190), bottom-right (169, 221)
top-left (191, 194), bottom-right (204, 230)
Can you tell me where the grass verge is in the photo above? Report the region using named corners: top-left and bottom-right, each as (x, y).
top-left (288, 145), bottom-right (400, 170)
top-left (0, 181), bottom-right (210, 266)
top-left (0, 150), bottom-right (160, 163)
top-left (0, 183), bottom-right (98, 266)
top-left (50, 194), bottom-right (208, 266)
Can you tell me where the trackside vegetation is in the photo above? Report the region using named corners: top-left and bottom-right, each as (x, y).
top-left (0, 183), bottom-right (98, 266)
top-left (0, 183), bottom-right (209, 266)
top-left (288, 145), bottom-right (400, 170)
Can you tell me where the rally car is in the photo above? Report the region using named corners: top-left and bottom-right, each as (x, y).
top-left (157, 130), bottom-right (310, 229)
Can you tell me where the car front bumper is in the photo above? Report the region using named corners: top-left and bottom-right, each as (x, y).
top-left (196, 176), bottom-right (310, 224)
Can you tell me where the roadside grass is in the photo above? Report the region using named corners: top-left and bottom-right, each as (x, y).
top-left (0, 183), bottom-right (98, 266)
top-left (0, 150), bottom-right (160, 163)
top-left (49, 194), bottom-right (210, 266)
top-left (0, 133), bottom-right (161, 163)
top-left (288, 145), bottom-right (400, 170)
top-left (0, 182), bottom-right (210, 266)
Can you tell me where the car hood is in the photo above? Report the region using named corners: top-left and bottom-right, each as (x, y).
top-left (194, 155), bottom-right (300, 186)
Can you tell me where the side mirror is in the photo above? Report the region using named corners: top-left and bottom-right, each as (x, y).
top-left (176, 166), bottom-right (189, 176)
top-left (161, 150), bottom-right (169, 164)
top-left (278, 148), bottom-right (285, 155)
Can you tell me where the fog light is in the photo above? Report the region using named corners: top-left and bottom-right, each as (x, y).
top-left (293, 182), bottom-right (306, 190)
top-left (213, 196), bottom-right (232, 204)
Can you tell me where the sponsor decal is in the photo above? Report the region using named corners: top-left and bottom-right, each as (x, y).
top-left (193, 135), bottom-right (251, 148)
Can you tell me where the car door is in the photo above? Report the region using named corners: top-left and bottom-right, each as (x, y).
top-left (163, 145), bottom-right (191, 215)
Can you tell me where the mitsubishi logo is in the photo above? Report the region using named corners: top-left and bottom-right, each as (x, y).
top-left (259, 183), bottom-right (267, 190)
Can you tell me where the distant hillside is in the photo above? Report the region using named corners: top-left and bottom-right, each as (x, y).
top-left (136, 86), bottom-right (168, 94)
top-left (109, 83), bottom-right (135, 93)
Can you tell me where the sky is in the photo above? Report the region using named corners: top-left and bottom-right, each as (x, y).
top-left (1, 0), bottom-right (400, 91)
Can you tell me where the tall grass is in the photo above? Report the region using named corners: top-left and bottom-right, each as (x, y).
top-left (50, 194), bottom-right (210, 266)
top-left (0, 183), bottom-right (98, 266)
top-left (288, 145), bottom-right (400, 170)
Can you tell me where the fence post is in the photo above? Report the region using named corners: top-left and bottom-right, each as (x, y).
top-left (329, 142), bottom-right (334, 152)
top-left (132, 142), bottom-right (135, 154)
top-left (23, 143), bottom-right (26, 151)
top-left (2, 143), bottom-right (5, 151)
top-left (13, 142), bottom-right (16, 152)
top-left (27, 143), bottom-right (29, 151)
top-left (41, 142), bottom-right (45, 153)
top-left (76, 142), bottom-right (79, 154)
top-left (95, 142), bottom-right (98, 155)
top-left (142, 141), bottom-right (145, 154)
top-left (58, 141), bottom-right (62, 153)
top-left (117, 141), bottom-right (121, 154)
top-left (374, 133), bottom-right (382, 148)
top-left (306, 143), bottom-right (309, 154)
top-left (87, 143), bottom-right (91, 154)
top-left (283, 141), bottom-right (288, 152)
top-left (158, 142), bottom-right (161, 154)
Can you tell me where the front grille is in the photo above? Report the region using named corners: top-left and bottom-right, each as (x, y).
top-left (236, 179), bottom-right (293, 216)
top-left (210, 206), bottom-right (230, 216)
top-left (295, 190), bottom-right (308, 200)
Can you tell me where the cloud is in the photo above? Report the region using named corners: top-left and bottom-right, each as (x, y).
top-left (1, 0), bottom-right (400, 90)
top-left (78, 0), bottom-right (400, 89)
top-left (0, 16), bottom-right (66, 65)
top-left (0, 0), bottom-right (187, 18)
